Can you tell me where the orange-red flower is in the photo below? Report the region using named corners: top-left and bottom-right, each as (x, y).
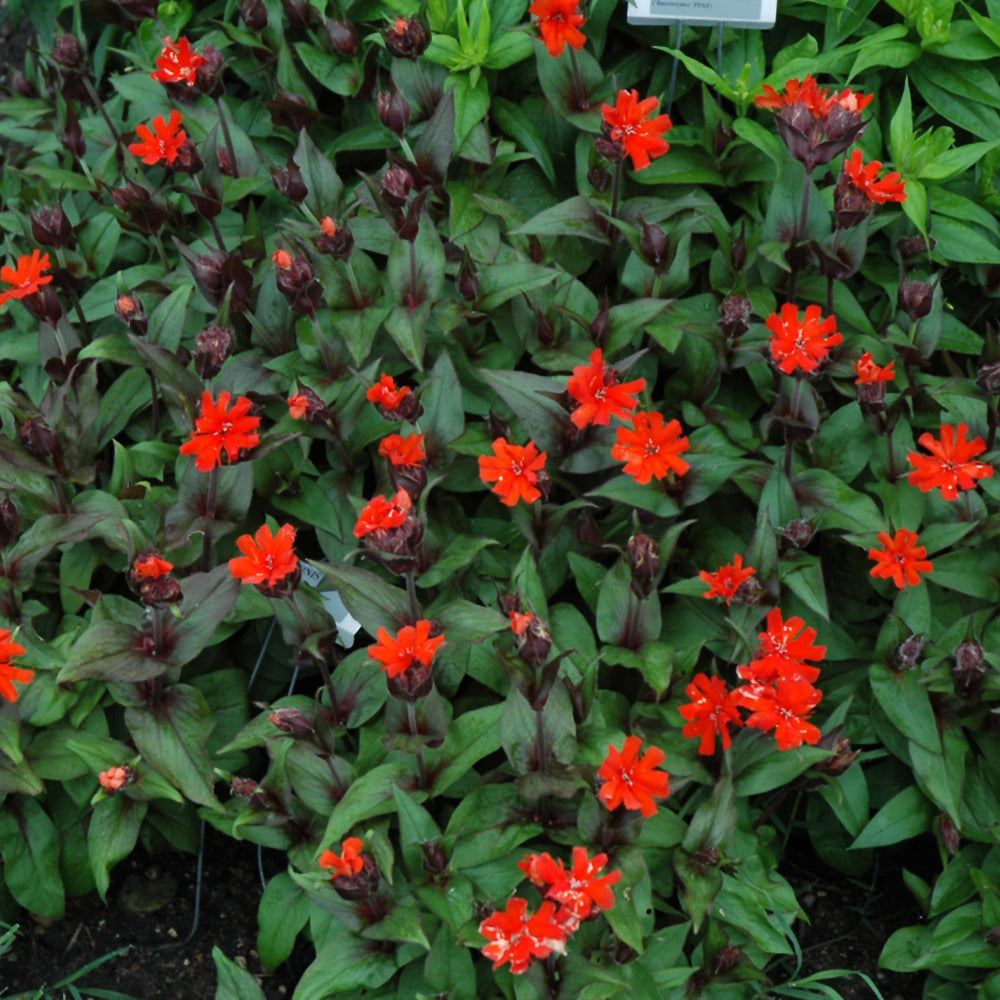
top-left (767, 303), bottom-right (842, 374)
top-left (754, 74), bottom-right (872, 117)
top-left (600, 89), bottom-right (672, 171)
top-left (368, 620), bottom-right (445, 678)
top-left (379, 433), bottom-right (425, 467)
top-left (150, 36), bottom-right (207, 86)
top-left (852, 353), bottom-right (895, 384)
top-left (597, 735), bottom-right (670, 817)
top-left (566, 349), bottom-right (646, 429)
top-left (518, 847), bottom-right (621, 920)
top-left (319, 837), bottom-right (365, 878)
top-left (98, 765), bottom-right (133, 792)
top-left (699, 555), bottom-right (756, 605)
top-left (509, 611), bottom-right (536, 636)
top-left (229, 523), bottom-right (298, 587)
top-left (353, 489), bottom-right (412, 538)
top-left (740, 678), bottom-right (822, 751)
top-left (479, 438), bottom-right (548, 506)
top-left (272, 248), bottom-right (293, 269)
top-left (743, 607), bottom-right (826, 685)
top-left (178, 391), bottom-right (261, 472)
top-left (842, 149), bottom-right (907, 203)
top-left (0, 628), bottom-right (31, 703)
top-left (132, 552), bottom-right (174, 580)
top-left (0, 250), bottom-right (53, 308)
top-left (367, 374), bottom-right (411, 410)
top-left (611, 411), bottom-right (690, 485)
top-left (128, 109), bottom-right (187, 166)
top-left (868, 529), bottom-right (933, 589)
top-left (678, 673), bottom-right (744, 755)
top-left (288, 393), bottom-right (310, 419)
top-left (907, 424), bottom-right (994, 501)
top-left (529, 0), bottom-right (586, 57)
top-left (479, 898), bottom-right (568, 974)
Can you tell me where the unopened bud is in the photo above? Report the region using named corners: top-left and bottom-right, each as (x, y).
top-left (779, 519), bottom-right (814, 550)
top-left (31, 207), bottom-right (75, 249)
top-left (640, 220), bottom-right (669, 266)
top-left (897, 233), bottom-right (933, 261)
top-left (486, 411), bottom-right (510, 442)
top-left (814, 736), bottom-right (859, 777)
top-left (939, 814), bottom-right (960, 856)
top-left (240, 0), bottom-right (268, 29)
top-left (719, 294), bottom-right (751, 339)
top-left (193, 325), bottom-right (235, 379)
top-left (11, 70), bottom-right (36, 98)
top-left (275, 255), bottom-right (321, 317)
top-left (977, 361), bottom-right (1000, 395)
top-left (325, 18), bottom-right (358, 55)
top-left (384, 16), bottom-right (430, 58)
top-left (834, 168), bottom-right (873, 229)
top-left (0, 496), bottom-right (19, 547)
top-left (954, 638), bottom-right (987, 700)
top-left (380, 165), bottom-right (413, 208)
top-left (588, 167), bottom-right (611, 193)
top-left (52, 33), bottom-right (83, 69)
top-left (457, 257), bottom-right (479, 302)
top-left (115, 293), bottom-right (148, 335)
top-left (288, 387), bottom-right (330, 424)
top-left (18, 417), bottom-right (58, 459)
top-left (376, 88), bottom-right (411, 136)
top-left (274, 163), bottom-right (308, 204)
top-left (281, 0), bottom-right (318, 28)
top-left (194, 44), bottom-right (225, 97)
top-left (316, 217), bottom-right (354, 259)
top-left (899, 275), bottom-right (934, 321)
top-left (595, 136), bottom-right (627, 163)
top-left (269, 708), bottom-right (316, 738)
top-left (577, 510), bottom-right (604, 548)
top-left (60, 114), bottom-right (86, 158)
top-left (21, 286), bottom-right (63, 325)
top-left (627, 533), bottom-right (660, 590)
top-left (894, 633), bottom-right (924, 671)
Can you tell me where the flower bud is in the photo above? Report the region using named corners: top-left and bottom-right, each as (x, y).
top-left (60, 113), bottom-right (86, 158)
top-left (954, 638), bottom-right (987, 700)
top-left (173, 138), bottom-right (205, 176)
top-left (939, 814), bottom-right (960, 857)
top-left (52, 33), bottom-right (83, 69)
top-left (894, 633), bottom-right (924, 671)
top-left (325, 18), bottom-right (358, 55)
top-left (719, 294), bottom-right (751, 339)
top-left (779, 519), bottom-right (814, 550)
top-left (588, 166), bottom-right (611, 193)
top-left (421, 839), bottom-right (448, 875)
top-left (269, 708), bottom-right (316, 738)
top-left (188, 248), bottom-right (253, 313)
top-left (897, 233), bottom-right (933, 261)
top-left (380, 165), bottom-right (413, 208)
top-left (833, 168), bottom-right (873, 229)
top-left (330, 855), bottom-right (382, 900)
top-left (288, 387), bottom-right (330, 424)
top-left (240, 0), bottom-right (268, 30)
top-left (899, 275), bottom-right (934, 321)
top-left (377, 87), bottom-right (411, 136)
top-left (640, 220), bottom-right (669, 266)
top-left (577, 509), bottom-right (604, 548)
top-left (384, 17), bottom-right (430, 58)
top-left (194, 44), bottom-right (225, 98)
top-left (139, 576), bottom-right (183, 607)
top-left (386, 657), bottom-right (435, 701)
top-left (595, 136), bottom-right (627, 163)
top-left (457, 256), bottom-right (479, 302)
top-left (316, 217), bottom-right (354, 259)
top-left (689, 846), bottom-right (720, 873)
top-left (267, 88), bottom-right (319, 133)
top-left (856, 380), bottom-right (887, 415)
top-left (115, 293), bottom-right (148, 335)
top-left (509, 611), bottom-right (552, 666)
top-left (18, 417), bottom-right (58, 459)
top-left (978, 360), bottom-right (1000, 394)
top-left (813, 736), bottom-right (859, 777)
top-left (21, 286), bottom-right (63, 325)
top-left (627, 533), bottom-right (660, 592)
top-left (11, 70), bottom-right (36, 98)
top-left (275, 254), bottom-right (321, 317)
top-left (112, 182), bottom-right (168, 234)
top-left (99, 765), bottom-right (136, 792)
top-left (274, 162), bottom-right (309, 204)
top-left (217, 146), bottom-right (235, 177)
top-left (733, 575), bottom-right (766, 606)
top-left (0, 496), bottom-right (20, 547)
top-left (281, 0), bottom-right (318, 28)
top-left (193, 325), bottom-right (235, 379)
top-left (31, 207), bottom-right (75, 249)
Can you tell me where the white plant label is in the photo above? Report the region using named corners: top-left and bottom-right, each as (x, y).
top-left (627, 0), bottom-right (776, 29)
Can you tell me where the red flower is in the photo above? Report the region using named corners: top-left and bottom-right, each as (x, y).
top-left (678, 673), bottom-right (744, 755)
top-left (600, 90), bottom-right (672, 171)
top-left (907, 424), bottom-right (994, 501)
top-left (368, 620), bottom-right (445, 678)
top-left (367, 374), bottom-right (411, 411)
top-left (179, 392), bottom-right (261, 471)
top-left (597, 735), bottom-right (670, 817)
top-left (518, 847), bottom-right (622, 920)
top-left (868, 529), bottom-right (933, 589)
top-left (699, 555), bottom-right (756, 605)
top-left (288, 393), bottom-right (310, 420)
top-left (741, 678), bottom-right (823, 751)
top-left (128, 109), bottom-right (187, 166)
top-left (0, 628), bottom-right (31, 703)
top-left (529, 0), bottom-right (586, 57)
top-left (229, 523), bottom-right (298, 587)
top-left (272, 248), bottom-right (293, 269)
top-left (150, 36), bottom-right (207, 86)
top-left (743, 607), bottom-right (825, 684)
top-left (852, 353), bottom-right (895, 384)
top-left (98, 765), bottom-right (134, 792)
top-left (379, 433), bottom-right (426, 467)
top-left (0, 250), bottom-right (53, 308)
top-left (842, 149), bottom-right (907, 204)
top-left (479, 439), bottom-right (548, 507)
top-left (479, 898), bottom-right (568, 974)
top-left (131, 552), bottom-right (173, 580)
top-left (319, 837), bottom-right (365, 878)
top-left (611, 411), bottom-right (690, 485)
top-left (509, 611), bottom-right (536, 636)
top-left (353, 489), bottom-right (412, 539)
top-left (766, 303), bottom-right (843, 374)
top-left (566, 349), bottom-right (646, 429)
top-left (754, 74), bottom-right (832, 115)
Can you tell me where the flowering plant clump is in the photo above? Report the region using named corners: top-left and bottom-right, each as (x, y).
top-left (3, 1), bottom-right (1000, 997)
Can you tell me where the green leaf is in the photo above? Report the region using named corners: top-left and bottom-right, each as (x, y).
top-left (313, 563), bottom-right (411, 636)
top-left (293, 933), bottom-right (398, 1000)
top-left (492, 96), bottom-right (555, 186)
top-left (869, 663), bottom-right (940, 752)
top-left (851, 785), bottom-right (935, 848)
top-left (59, 620), bottom-right (160, 685)
top-left (257, 872), bottom-right (310, 970)
top-left (125, 684), bottom-right (221, 810)
top-left (213, 946), bottom-right (267, 1000)
top-left (478, 368), bottom-right (567, 454)
top-left (321, 763), bottom-right (410, 844)
top-left (88, 795), bottom-right (148, 901)
top-left (0, 796), bottom-right (64, 918)
top-left (734, 746), bottom-right (831, 796)
top-left (512, 195), bottom-right (610, 244)
top-left (296, 127), bottom-right (345, 217)
top-left (429, 703), bottom-right (504, 795)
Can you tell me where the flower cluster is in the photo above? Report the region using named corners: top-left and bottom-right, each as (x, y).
top-left (679, 609), bottom-right (827, 754)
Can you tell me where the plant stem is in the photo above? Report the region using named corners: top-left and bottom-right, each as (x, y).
top-left (148, 370), bottom-right (160, 436)
top-left (150, 606), bottom-right (165, 658)
top-left (609, 160), bottom-right (623, 239)
top-left (215, 96), bottom-right (239, 179)
top-left (568, 47), bottom-right (587, 111)
top-left (407, 701), bottom-right (429, 789)
top-left (80, 74), bottom-right (121, 147)
top-left (313, 644), bottom-right (343, 725)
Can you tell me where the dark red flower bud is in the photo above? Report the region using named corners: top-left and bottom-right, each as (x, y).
top-left (269, 707), bottom-right (316, 738)
top-left (281, 0), bottom-right (318, 28)
top-left (577, 509), bottom-right (604, 548)
top-left (595, 136), bottom-right (627, 163)
top-left (240, 0), bottom-right (268, 30)
top-left (21, 285), bottom-right (63, 325)
top-left (112, 182), bottom-right (168, 234)
top-left (114, 0), bottom-right (160, 21)
top-left (590, 295), bottom-right (610, 348)
top-left (897, 233), bottom-right (934, 261)
top-left (52, 33), bottom-right (83, 69)
top-left (627, 533), bottom-right (660, 593)
top-left (193, 325), bottom-right (235, 379)
top-left (978, 362), bottom-right (1000, 395)
top-left (140, 576), bottom-right (183, 607)
top-left (325, 18), bottom-right (358, 55)
top-left (388, 462), bottom-right (428, 502)
top-left (714, 945), bottom-right (742, 976)
top-left (731, 225), bottom-right (747, 272)
top-left (386, 660), bottom-right (435, 701)
top-left (173, 138), bottom-right (204, 175)
top-left (330, 855), bottom-right (382, 900)
top-left (273, 162), bottom-right (309, 204)
top-left (719, 294), bottom-right (751, 339)
top-left (275, 255), bottom-right (321, 317)
top-left (60, 113), bottom-right (86, 158)
top-left (316, 217), bottom-right (354, 259)
top-left (384, 16), bottom-right (430, 58)
top-left (267, 88), bottom-right (319, 132)
top-left (230, 776), bottom-right (260, 799)
top-left (834, 168), bottom-right (873, 229)
top-left (0, 496), bottom-right (20, 547)
top-left (954, 638), bottom-right (987, 701)
top-left (588, 167), bottom-right (611, 193)
top-left (894, 633), bottom-right (924, 671)
top-left (813, 736), bottom-right (859, 777)
top-left (939, 814), bottom-right (960, 856)
top-left (511, 611), bottom-right (553, 666)
top-left (690, 846), bottom-right (720, 873)
top-left (11, 70), bottom-right (36, 98)
top-left (457, 256), bottom-right (479, 302)
top-left (187, 248), bottom-right (254, 313)
top-left (18, 417), bottom-right (58, 459)
top-left (856, 380), bottom-right (887, 415)
top-left (899, 275), bottom-right (934, 321)
top-left (733, 575), bottom-right (766, 606)
top-left (31, 207), bottom-right (75, 249)
top-left (779, 519), bottom-right (814, 550)
top-left (194, 44), bottom-right (225, 97)
top-left (380, 165), bottom-right (413, 208)
top-left (115, 293), bottom-right (148, 335)
top-left (640, 220), bottom-right (669, 266)
top-left (421, 839), bottom-right (448, 874)
top-left (217, 146), bottom-right (235, 177)
top-left (376, 87), bottom-right (411, 136)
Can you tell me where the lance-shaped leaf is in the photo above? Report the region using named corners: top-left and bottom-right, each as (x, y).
top-left (312, 563), bottom-right (410, 636)
top-left (59, 620), bottom-right (162, 685)
top-left (6, 513), bottom-right (108, 590)
top-left (166, 564), bottom-right (242, 666)
top-left (88, 794), bottom-right (148, 900)
top-left (0, 796), bottom-right (64, 918)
